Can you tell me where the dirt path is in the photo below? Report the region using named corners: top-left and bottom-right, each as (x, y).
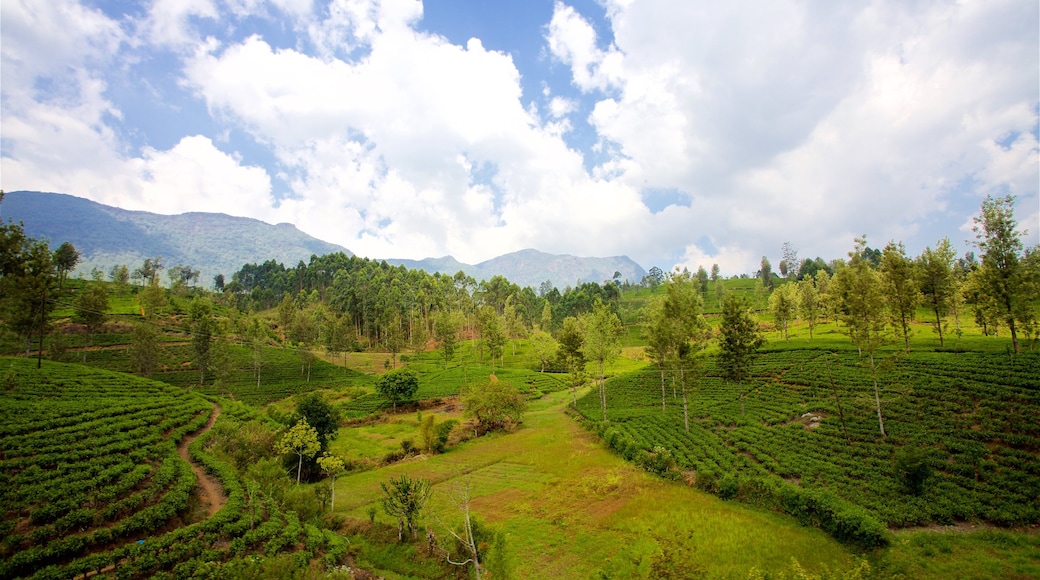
top-left (178, 405), bottom-right (226, 517)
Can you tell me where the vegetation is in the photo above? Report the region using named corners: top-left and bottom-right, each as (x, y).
top-left (0, 194), bottom-right (1037, 578)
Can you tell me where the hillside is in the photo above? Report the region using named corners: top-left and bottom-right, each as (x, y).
top-left (2, 191), bottom-right (646, 290)
top-left (1, 191), bottom-right (352, 286)
top-left (387, 248), bottom-right (647, 289)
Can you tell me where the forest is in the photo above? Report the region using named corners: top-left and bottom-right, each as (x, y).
top-left (0, 193), bottom-right (1038, 579)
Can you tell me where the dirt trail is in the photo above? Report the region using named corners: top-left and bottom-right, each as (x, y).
top-left (178, 405), bottom-right (226, 517)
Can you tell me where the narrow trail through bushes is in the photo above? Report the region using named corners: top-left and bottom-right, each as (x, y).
top-left (178, 404), bottom-right (225, 516)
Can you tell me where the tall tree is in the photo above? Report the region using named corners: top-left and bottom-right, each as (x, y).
top-left (781, 241), bottom-right (799, 280)
top-left (52, 242), bottom-right (79, 293)
top-left (718, 293), bottom-right (764, 416)
top-left (381, 475), bottom-right (432, 540)
top-left (643, 296), bottom-right (672, 413)
top-left (317, 453), bottom-right (346, 512)
top-left (581, 301), bottom-right (623, 422)
top-left (768, 282), bottom-right (797, 341)
top-left (916, 237), bottom-right (957, 347)
top-left (129, 322), bottom-right (162, 376)
top-left (834, 236), bottom-right (889, 436)
top-left (434, 310), bottom-right (461, 369)
top-left (797, 276), bottom-right (822, 339)
top-left (880, 241), bottom-right (920, 353)
top-left (530, 329), bottom-right (557, 372)
top-left (659, 271), bottom-right (707, 432)
top-left (759, 256), bottom-right (774, 290)
top-left (188, 297), bottom-right (217, 386)
top-left (556, 316), bottom-right (586, 407)
top-left (73, 283), bottom-right (109, 362)
top-left (276, 419), bottom-right (321, 485)
top-left (972, 194), bottom-right (1030, 353)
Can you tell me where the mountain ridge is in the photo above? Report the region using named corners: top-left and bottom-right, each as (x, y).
top-left (2, 191), bottom-right (646, 289)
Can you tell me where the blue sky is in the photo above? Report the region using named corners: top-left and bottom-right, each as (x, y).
top-left (2, 0), bottom-right (1038, 275)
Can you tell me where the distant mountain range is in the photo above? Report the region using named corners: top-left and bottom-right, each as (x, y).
top-left (2, 191), bottom-right (646, 289)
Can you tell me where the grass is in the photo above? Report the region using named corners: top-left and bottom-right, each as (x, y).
top-left (330, 390), bottom-right (861, 579)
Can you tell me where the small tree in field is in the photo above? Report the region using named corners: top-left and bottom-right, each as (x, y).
top-left (718, 293), bottom-right (764, 416)
top-left (74, 284), bottom-right (109, 362)
top-left (277, 420), bottom-right (320, 484)
top-left (317, 453), bottom-right (346, 512)
top-left (581, 301), bottom-right (622, 422)
top-left (381, 475), bottom-right (432, 540)
top-left (376, 368), bottom-right (419, 411)
top-left (462, 379), bottom-right (527, 430)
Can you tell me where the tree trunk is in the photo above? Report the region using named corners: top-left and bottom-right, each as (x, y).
top-left (739, 380), bottom-right (745, 416)
top-left (296, 453), bottom-right (303, 484)
top-left (870, 352), bottom-right (886, 437)
top-left (660, 365), bottom-right (666, 413)
top-left (680, 366), bottom-right (689, 433)
top-left (600, 360), bottom-right (607, 421)
top-left (933, 306), bottom-right (944, 348)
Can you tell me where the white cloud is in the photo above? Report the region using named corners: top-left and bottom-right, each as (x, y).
top-left (130, 135), bottom-right (276, 216)
top-left (140, 0), bottom-right (219, 49)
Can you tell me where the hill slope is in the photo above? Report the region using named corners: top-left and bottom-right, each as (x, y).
top-left (1, 191), bottom-right (351, 285)
top-left (3, 190), bottom-right (647, 290)
top-left (387, 249), bottom-right (647, 289)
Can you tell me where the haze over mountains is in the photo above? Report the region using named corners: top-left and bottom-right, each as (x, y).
top-left (2, 191), bottom-right (646, 290)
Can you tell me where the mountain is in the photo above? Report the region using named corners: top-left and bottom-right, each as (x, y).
top-left (2, 191), bottom-right (647, 290)
top-left (387, 249), bottom-right (646, 289)
top-left (1, 191), bottom-right (351, 286)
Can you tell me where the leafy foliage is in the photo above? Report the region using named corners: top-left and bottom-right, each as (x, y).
top-left (375, 368), bottom-right (420, 411)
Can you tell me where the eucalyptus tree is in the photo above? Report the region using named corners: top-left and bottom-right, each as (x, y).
top-left (797, 276), bottom-right (822, 339)
top-left (189, 297), bottom-right (217, 386)
top-left (581, 300), bottom-right (623, 422)
top-left (74, 283), bottom-right (109, 361)
top-left (834, 236), bottom-right (889, 436)
top-left (654, 271), bottom-right (707, 432)
top-left (768, 282), bottom-right (797, 341)
top-left (556, 316), bottom-right (586, 407)
top-left (880, 241), bottom-right (920, 353)
top-left (643, 296), bottom-right (672, 413)
top-left (434, 310), bottom-right (461, 368)
top-left (916, 237), bottom-right (957, 347)
top-left (972, 194), bottom-right (1032, 353)
top-left (52, 241), bottom-right (79, 293)
top-left (718, 293), bottom-right (763, 417)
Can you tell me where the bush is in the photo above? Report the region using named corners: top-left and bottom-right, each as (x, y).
top-left (894, 446), bottom-right (933, 496)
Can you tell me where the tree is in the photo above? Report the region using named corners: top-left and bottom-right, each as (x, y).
top-left (52, 242), bottom-right (79, 293)
top-left (295, 393), bottom-right (338, 453)
top-left (380, 475), bottom-right (432, 540)
top-left (317, 453), bottom-right (346, 512)
top-left (916, 238), bottom-right (957, 347)
top-left (476, 306), bottom-right (505, 369)
top-left (581, 301), bottom-right (623, 422)
top-left (530, 329), bottom-right (557, 372)
top-left (109, 264), bottom-right (130, 294)
top-left (797, 277), bottom-right (822, 339)
top-left (768, 283), bottom-right (797, 341)
top-left (276, 419), bottom-right (321, 485)
top-left (880, 241), bottom-right (920, 353)
top-left (694, 266), bottom-right (709, 295)
top-left (972, 194), bottom-right (1030, 353)
top-left (74, 283), bottom-right (109, 362)
top-left (188, 297), bottom-right (217, 386)
top-left (556, 316), bottom-right (586, 407)
top-left (834, 236), bottom-right (888, 436)
top-left (141, 281), bottom-right (168, 318)
top-left (718, 293), bottom-right (764, 416)
top-left (376, 368), bottom-right (419, 411)
top-left (434, 310), bottom-right (461, 369)
top-left (660, 272), bottom-right (708, 432)
top-left (643, 296), bottom-right (672, 414)
top-left (129, 322), bottom-right (162, 376)
top-left (710, 263), bottom-right (720, 281)
top-left (245, 317), bottom-right (266, 388)
top-left (462, 378), bottom-right (528, 430)
top-left (781, 241), bottom-right (799, 280)
top-left (759, 256), bottom-right (774, 290)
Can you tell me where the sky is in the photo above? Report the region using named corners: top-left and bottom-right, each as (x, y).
top-left (2, 0), bottom-right (1038, 276)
